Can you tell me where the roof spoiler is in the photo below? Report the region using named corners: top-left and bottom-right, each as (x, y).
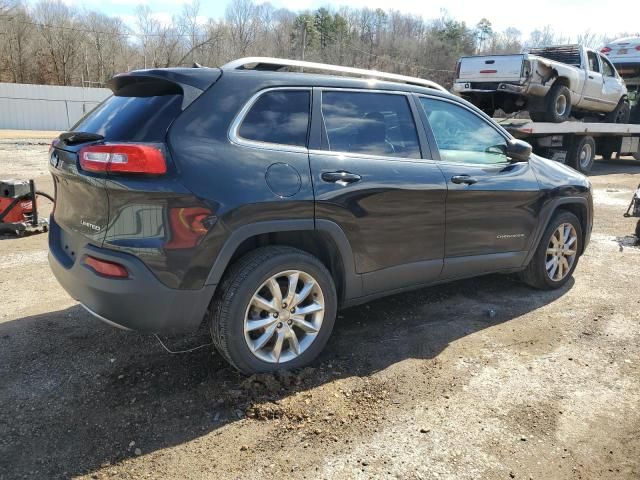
top-left (107, 67), bottom-right (222, 109)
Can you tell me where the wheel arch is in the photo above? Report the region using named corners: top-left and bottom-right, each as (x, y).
top-left (524, 197), bottom-right (590, 266)
top-left (553, 75), bottom-right (571, 89)
top-left (554, 202), bottom-right (588, 254)
top-left (205, 220), bottom-right (362, 303)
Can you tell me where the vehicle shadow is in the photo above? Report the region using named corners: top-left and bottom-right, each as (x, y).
top-left (589, 157), bottom-right (640, 176)
top-left (0, 274), bottom-right (572, 478)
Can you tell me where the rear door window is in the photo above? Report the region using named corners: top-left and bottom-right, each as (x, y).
top-left (238, 90), bottom-right (310, 147)
top-left (320, 91), bottom-right (421, 159)
top-left (72, 94), bottom-right (183, 142)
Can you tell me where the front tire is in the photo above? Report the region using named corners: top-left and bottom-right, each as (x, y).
top-left (604, 98), bottom-right (631, 124)
top-left (519, 211), bottom-right (582, 290)
top-left (210, 246), bottom-right (337, 374)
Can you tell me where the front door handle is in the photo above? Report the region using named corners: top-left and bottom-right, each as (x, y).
top-left (451, 175), bottom-right (478, 185)
top-left (321, 171), bottom-right (362, 184)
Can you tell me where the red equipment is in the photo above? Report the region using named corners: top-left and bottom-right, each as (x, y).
top-left (0, 179), bottom-right (52, 236)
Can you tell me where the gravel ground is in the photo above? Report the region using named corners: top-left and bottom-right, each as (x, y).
top-left (0, 134), bottom-right (639, 479)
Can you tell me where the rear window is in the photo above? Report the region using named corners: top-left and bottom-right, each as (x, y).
top-left (71, 94), bottom-right (183, 142)
top-left (238, 90), bottom-right (310, 147)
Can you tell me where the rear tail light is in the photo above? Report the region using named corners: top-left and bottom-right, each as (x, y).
top-left (79, 144), bottom-right (166, 175)
top-left (600, 47), bottom-right (612, 54)
top-left (455, 61), bottom-right (461, 78)
top-left (165, 207), bottom-right (214, 249)
top-left (84, 255), bottom-right (129, 278)
top-left (636, 45), bottom-right (640, 51)
top-left (49, 139), bottom-right (58, 155)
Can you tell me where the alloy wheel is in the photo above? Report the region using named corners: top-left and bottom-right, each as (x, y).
top-left (545, 223), bottom-right (578, 281)
top-left (555, 95), bottom-right (567, 116)
top-left (243, 270), bottom-right (325, 363)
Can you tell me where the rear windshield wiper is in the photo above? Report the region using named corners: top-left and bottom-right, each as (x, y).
top-left (59, 131), bottom-right (105, 145)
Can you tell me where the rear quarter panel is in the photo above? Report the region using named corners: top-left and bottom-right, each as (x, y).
top-left (166, 74), bottom-right (315, 287)
top-left (529, 56), bottom-right (585, 103)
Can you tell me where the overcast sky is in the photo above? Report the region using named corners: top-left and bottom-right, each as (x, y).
top-left (74, 0), bottom-right (638, 40)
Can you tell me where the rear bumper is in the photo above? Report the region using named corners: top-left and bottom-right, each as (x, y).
top-left (48, 218), bottom-right (215, 333)
top-left (453, 82), bottom-right (527, 95)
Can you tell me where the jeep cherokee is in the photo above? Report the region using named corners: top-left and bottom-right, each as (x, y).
top-left (48, 57), bottom-right (593, 374)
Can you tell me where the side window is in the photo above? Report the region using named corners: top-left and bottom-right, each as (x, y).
top-left (321, 91), bottom-right (421, 159)
top-left (601, 56), bottom-right (615, 77)
top-left (238, 90), bottom-right (310, 147)
top-left (419, 97), bottom-right (508, 165)
top-left (587, 51), bottom-right (600, 72)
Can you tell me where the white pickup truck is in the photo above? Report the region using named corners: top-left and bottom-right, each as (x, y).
top-left (453, 45), bottom-right (629, 123)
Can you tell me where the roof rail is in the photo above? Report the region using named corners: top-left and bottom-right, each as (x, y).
top-left (222, 57), bottom-right (448, 92)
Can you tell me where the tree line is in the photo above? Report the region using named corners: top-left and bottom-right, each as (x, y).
top-left (0, 0), bottom-right (634, 88)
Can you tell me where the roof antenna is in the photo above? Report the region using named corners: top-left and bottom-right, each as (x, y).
top-left (192, 62), bottom-right (203, 68)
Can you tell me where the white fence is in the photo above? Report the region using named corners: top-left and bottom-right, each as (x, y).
top-left (0, 83), bottom-right (111, 131)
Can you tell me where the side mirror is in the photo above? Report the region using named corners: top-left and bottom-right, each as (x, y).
top-left (507, 139), bottom-right (532, 162)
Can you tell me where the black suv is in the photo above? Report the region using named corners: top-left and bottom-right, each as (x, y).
top-left (49, 58), bottom-right (593, 374)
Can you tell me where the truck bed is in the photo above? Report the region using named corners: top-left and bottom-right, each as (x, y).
top-left (497, 119), bottom-right (640, 138)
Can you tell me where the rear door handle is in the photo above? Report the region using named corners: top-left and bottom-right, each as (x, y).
top-left (451, 175), bottom-right (478, 185)
top-left (321, 171), bottom-right (362, 185)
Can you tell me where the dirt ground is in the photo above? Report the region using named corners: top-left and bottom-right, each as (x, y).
top-left (1, 133), bottom-right (639, 480)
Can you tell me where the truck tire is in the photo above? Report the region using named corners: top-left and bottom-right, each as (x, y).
top-left (209, 246), bottom-right (337, 374)
top-left (481, 107), bottom-right (495, 118)
top-left (604, 98), bottom-right (631, 123)
top-left (630, 103), bottom-right (640, 124)
top-left (519, 210), bottom-right (582, 290)
top-left (566, 136), bottom-right (596, 173)
top-left (528, 111), bottom-right (546, 122)
top-left (543, 85), bottom-right (572, 123)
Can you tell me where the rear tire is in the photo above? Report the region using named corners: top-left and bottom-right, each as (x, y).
top-left (519, 211), bottom-right (582, 290)
top-left (566, 136), bottom-right (596, 173)
top-left (209, 246), bottom-right (337, 374)
top-left (541, 85), bottom-right (572, 123)
top-left (605, 98), bottom-right (631, 124)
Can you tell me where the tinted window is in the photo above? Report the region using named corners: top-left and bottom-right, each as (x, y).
top-left (321, 91), bottom-right (420, 158)
top-left (601, 56), bottom-right (615, 77)
top-left (420, 98), bottom-right (508, 164)
top-left (239, 90), bottom-right (310, 147)
top-left (72, 94), bottom-right (183, 142)
top-left (587, 51), bottom-right (600, 72)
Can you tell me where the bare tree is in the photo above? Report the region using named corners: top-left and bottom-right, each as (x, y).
top-left (33, 0), bottom-right (83, 85)
top-left (225, 0), bottom-right (259, 56)
top-left (1, 2), bottom-right (33, 82)
top-left (0, 0), bottom-right (631, 88)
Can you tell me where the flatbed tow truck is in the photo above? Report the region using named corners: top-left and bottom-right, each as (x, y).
top-left (497, 119), bottom-right (640, 173)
